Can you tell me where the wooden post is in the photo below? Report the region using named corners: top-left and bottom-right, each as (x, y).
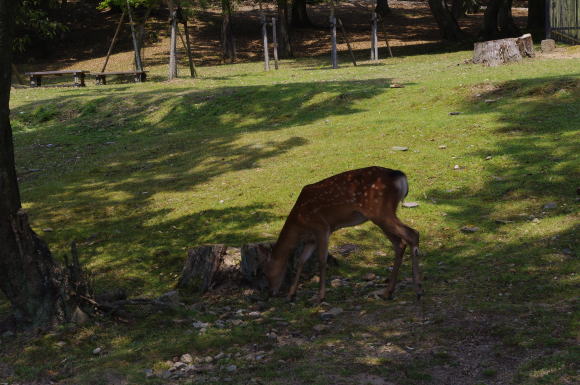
top-left (371, 12), bottom-right (379, 60)
top-left (168, 1), bottom-right (178, 79)
top-left (337, 18), bottom-right (357, 66)
top-left (261, 14), bottom-right (270, 71)
top-left (272, 17), bottom-right (279, 70)
top-left (380, 19), bottom-right (394, 58)
top-left (183, 21), bottom-right (198, 78)
top-left (126, 0), bottom-right (143, 72)
top-left (330, 15), bottom-right (338, 69)
top-left (101, 9), bottom-right (126, 73)
top-left (177, 23), bottom-right (196, 78)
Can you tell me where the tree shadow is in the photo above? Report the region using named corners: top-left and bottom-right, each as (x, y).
top-left (8, 77), bottom-right (395, 294)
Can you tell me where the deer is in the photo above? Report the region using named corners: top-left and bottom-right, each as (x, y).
top-left (263, 166), bottom-right (423, 303)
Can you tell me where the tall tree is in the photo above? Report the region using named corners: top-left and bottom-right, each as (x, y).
top-left (221, 0), bottom-right (236, 62)
top-left (527, 0), bottom-right (546, 38)
top-left (291, 0), bottom-right (312, 28)
top-left (277, 0), bottom-right (292, 58)
top-left (1, 0), bottom-right (90, 330)
top-left (428, 0), bottom-right (466, 41)
top-left (375, 0), bottom-right (391, 17)
top-left (481, 0), bottom-right (520, 39)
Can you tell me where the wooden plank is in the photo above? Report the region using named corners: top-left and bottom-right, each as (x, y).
top-left (93, 71), bottom-right (147, 76)
top-left (25, 70), bottom-right (89, 76)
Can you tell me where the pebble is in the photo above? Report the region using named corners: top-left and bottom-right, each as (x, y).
top-left (438, 145), bottom-right (447, 149)
top-left (391, 146), bottom-right (409, 151)
top-left (460, 226), bottom-right (479, 233)
top-left (192, 321), bottom-right (209, 329)
top-left (226, 364), bottom-right (237, 372)
top-left (204, 356), bottom-right (214, 363)
top-left (363, 272), bottom-right (376, 281)
top-left (180, 353), bottom-right (193, 363)
top-left (449, 111), bottom-right (462, 115)
top-left (321, 307), bottom-right (343, 320)
top-left (144, 369), bottom-right (155, 378)
top-left (248, 311), bottom-right (261, 318)
top-left (330, 278), bottom-right (343, 288)
top-left (402, 202), bottom-right (419, 208)
top-left (214, 352), bottom-right (226, 360)
top-left (92, 347), bottom-right (102, 355)
top-left (42, 228), bottom-right (54, 232)
top-left (485, 156), bottom-right (492, 160)
top-left (454, 165), bottom-right (461, 170)
top-left (543, 202), bottom-right (557, 209)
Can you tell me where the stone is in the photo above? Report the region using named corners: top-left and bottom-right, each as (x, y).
top-left (449, 111), bottom-right (462, 115)
top-left (92, 347), bottom-right (102, 355)
top-left (402, 202), bottom-right (419, 208)
top-left (485, 156), bottom-right (492, 160)
top-left (248, 311), bottom-right (261, 318)
top-left (454, 165), bottom-right (461, 170)
top-left (180, 354), bottom-right (193, 363)
top-left (192, 321), bottom-right (209, 329)
top-left (226, 364), bottom-right (237, 372)
top-left (391, 146), bottom-right (409, 151)
top-left (438, 145), bottom-right (447, 149)
top-left (313, 324), bottom-right (327, 332)
top-left (173, 362), bottom-right (186, 370)
top-left (214, 352), bottom-right (226, 360)
top-left (362, 272), bottom-right (376, 281)
top-left (204, 356), bottom-right (214, 363)
top-left (158, 291), bottom-right (180, 304)
top-left (42, 228), bottom-right (54, 232)
top-left (144, 369), bottom-right (155, 378)
top-left (543, 202), bottom-right (557, 209)
top-left (321, 307), bottom-right (343, 320)
top-left (330, 278), bottom-right (342, 288)
top-left (460, 226), bottom-right (479, 233)
top-left (541, 39), bottom-right (556, 53)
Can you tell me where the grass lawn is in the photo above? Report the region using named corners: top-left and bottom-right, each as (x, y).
top-left (1, 48), bottom-right (579, 384)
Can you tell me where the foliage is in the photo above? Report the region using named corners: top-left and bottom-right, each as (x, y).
top-left (14, 0), bottom-right (67, 54)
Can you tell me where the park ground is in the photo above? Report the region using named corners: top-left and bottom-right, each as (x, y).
top-left (2, 2), bottom-right (580, 385)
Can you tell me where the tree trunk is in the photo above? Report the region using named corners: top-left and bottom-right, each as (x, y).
top-left (291, 0), bottom-right (312, 28)
top-left (428, 0), bottom-right (466, 41)
top-left (451, 0), bottom-right (465, 19)
top-left (221, 0), bottom-right (236, 62)
top-left (277, 0), bottom-right (292, 58)
top-left (527, 0), bottom-right (546, 39)
top-left (473, 34), bottom-right (533, 66)
top-left (482, 0), bottom-right (520, 39)
top-left (0, 0), bottom-right (89, 329)
top-left (375, 0), bottom-right (391, 17)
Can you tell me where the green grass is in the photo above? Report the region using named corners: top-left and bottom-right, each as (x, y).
top-left (1, 50), bottom-right (579, 384)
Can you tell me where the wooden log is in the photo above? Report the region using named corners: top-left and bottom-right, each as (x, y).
top-left (126, 0), bottom-right (143, 72)
top-left (182, 21), bottom-right (198, 78)
top-left (176, 245), bottom-right (241, 294)
top-left (101, 9), bottom-right (126, 73)
top-left (337, 18), bottom-right (357, 66)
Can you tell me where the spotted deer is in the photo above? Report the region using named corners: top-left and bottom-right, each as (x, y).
top-left (263, 166), bottom-right (422, 302)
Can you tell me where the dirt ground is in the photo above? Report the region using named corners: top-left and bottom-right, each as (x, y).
top-left (16, 0), bottom-right (531, 72)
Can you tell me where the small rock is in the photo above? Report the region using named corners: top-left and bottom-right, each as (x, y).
top-left (543, 202), bottom-right (557, 209)
top-left (402, 202), bottom-right (419, 208)
top-left (144, 369), bottom-right (155, 378)
top-left (460, 226), bottom-right (479, 233)
top-left (55, 341), bottom-right (66, 347)
top-left (454, 165), bottom-right (461, 170)
top-left (391, 146), bottom-right (409, 151)
top-left (484, 99), bottom-right (497, 104)
top-left (438, 145), bottom-right (447, 149)
top-left (485, 156), bottom-right (492, 160)
top-left (541, 39), bottom-right (555, 53)
top-left (92, 347), bottom-right (102, 355)
top-left (180, 354), bottom-right (193, 363)
top-left (160, 370), bottom-right (172, 379)
top-left (449, 111), bottom-right (462, 115)
top-left (173, 361), bottom-right (186, 370)
top-left (230, 319), bottom-right (243, 326)
top-left (330, 278), bottom-right (342, 288)
top-left (248, 311), bottom-right (261, 318)
top-left (214, 352), bottom-right (226, 360)
top-left (363, 272), bottom-right (376, 281)
top-left (226, 364), bottom-right (237, 372)
top-left (532, 218), bottom-right (540, 224)
top-left (192, 321), bottom-right (209, 329)
top-left (321, 307), bottom-right (343, 320)
top-left (266, 331), bottom-right (278, 341)
top-left (390, 83), bottom-right (404, 88)
top-left (158, 291), bottom-right (180, 304)
top-left (313, 324), bottom-right (327, 332)
top-left (42, 228), bottom-right (54, 232)
top-left (204, 356), bottom-right (214, 363)
top-left (336, 244), bottom-right (359, 256)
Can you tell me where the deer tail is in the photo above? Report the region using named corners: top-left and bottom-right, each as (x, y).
top-left (393, 171), bottom-right (409, 204)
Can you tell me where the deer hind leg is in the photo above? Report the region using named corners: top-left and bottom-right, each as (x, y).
top-left (287, 242), bottom-right (316, 301)
top-left (384, 234), bottom-right (406, 300)
top-left (373, 217), bottom-right (423, 300)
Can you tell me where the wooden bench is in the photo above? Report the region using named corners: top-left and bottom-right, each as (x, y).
top-left (24, 70), bottom-right (90, 87)
top-left (93, 71), bottom-right (147, 85)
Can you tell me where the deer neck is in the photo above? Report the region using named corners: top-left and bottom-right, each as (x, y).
top-left (271, 219), bottom-right (301, 266)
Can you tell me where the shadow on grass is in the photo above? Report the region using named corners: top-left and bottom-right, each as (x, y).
top-left (8, 77), bottom-right (397, 294)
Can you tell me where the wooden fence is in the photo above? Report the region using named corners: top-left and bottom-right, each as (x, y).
top-left (547, 0), bottom-right (580, 43)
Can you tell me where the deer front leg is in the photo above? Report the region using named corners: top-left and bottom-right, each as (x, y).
top-left (288, 242), bottom-right (316, 301)
top-left (316, 230), bottom-right (331, 303)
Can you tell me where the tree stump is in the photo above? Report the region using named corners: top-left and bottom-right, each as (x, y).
top-left (240, 242), bottom-right (339, 291)
top-left (473, 34), bottom-right (534, 66)
top-left (176, 245), bottom-right (241, 294)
